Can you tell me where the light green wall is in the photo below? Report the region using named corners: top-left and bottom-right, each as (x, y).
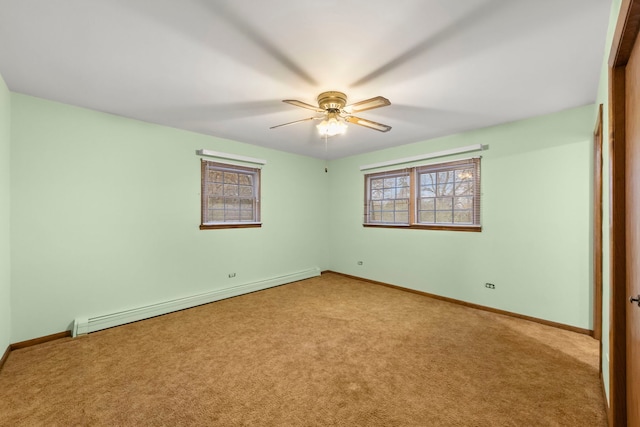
top-left (7, 87), bottom-right (601, 343)
top-left (596, 0), bottom-right (623, 405)
top-left (327, 105), bottom-right (595, 329)
top-left (10, 94), bottom-right (329, 342)
top-left (0, 74), bottom-right (10, 352)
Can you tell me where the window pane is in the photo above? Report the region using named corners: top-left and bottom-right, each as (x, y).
top-left (225, 210), bottom-right (240, 221)
top-left (436, 183), bottom-right (453, 197)
top-left (435, 197), bottom-right (453, 210)
top-left (383, 178), bottom-right (396, 188)
top-left (208, 183), bottom-right (223, 196)
top-left (366, 172), bottom-right (410, 224)
top-left (238, 174), bottom-right (251, 185)
top-left (382, 212), bottom-right (395, 222)
top-left (226, 197), bottom-right (240, 210)
top-left (382, 200), bottom-right (395, 211)
top-left (240, 210), bottom-right (254, 221)
top-left (419, 211), bottom-right (435, 223)
top-left (455, 197), bottom-right (473, 210)
top-left (420, 198), bottom-right (435, 210)
top-left (436, 211), bottom-right (453, 223)
top-left (239, 185), bottom-right (253, 197)
top-left (224, 172), bottom-right (238, 184)
top-left (209, 196), bottom-right (224, 210)
top-left (224, 184), bottom-right (238, 197)
top-left (421, 173), bottom-right (435, 185)
top-left (454, 182), bottom-right (473, 196)
top-left (396, 187), bottom-right (410, 198)
top-left (456, 169), bottom-right (474, 182)
top-left (420, 185), bottom-right (435, 197)
top-left (438, 171), bottom-right (454, 184)
top-left (209, 209), bottom-right (224, 222)
top-left (395, 212), bottom-right (409, 223)
top-left (395, 200), bottom-right (409, 211)
top-left (454, 211), bottom-right (472, 224)
top-left (208, 170), bottom-right (224, 182)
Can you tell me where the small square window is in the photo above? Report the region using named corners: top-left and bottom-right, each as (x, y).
top-left (201, 160), bottom-right (261, 230)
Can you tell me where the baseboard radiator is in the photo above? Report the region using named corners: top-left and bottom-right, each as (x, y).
top-left (72, 267), bottom-right (320, 337)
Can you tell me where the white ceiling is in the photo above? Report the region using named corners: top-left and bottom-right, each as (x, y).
top-left (0, 0), bottom-right (611, 159)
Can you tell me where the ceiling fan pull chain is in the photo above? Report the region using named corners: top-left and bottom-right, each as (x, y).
top-left (324, 134), bottom-right (329, 173)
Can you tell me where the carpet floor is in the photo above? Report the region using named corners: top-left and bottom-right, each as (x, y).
top-left (0, 273), bottom-right (606, 426)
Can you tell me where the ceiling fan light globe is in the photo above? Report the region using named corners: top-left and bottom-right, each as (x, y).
top-left (317, 116), bottom-right (347, 137)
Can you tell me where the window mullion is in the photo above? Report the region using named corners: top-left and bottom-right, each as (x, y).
top-left (410, 168), bottom-right (416, 225)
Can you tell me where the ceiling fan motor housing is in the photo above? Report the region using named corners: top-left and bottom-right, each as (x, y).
top-left (317, 91), bottom-right (347, 111)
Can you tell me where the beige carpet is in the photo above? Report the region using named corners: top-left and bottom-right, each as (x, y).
top-left (0, 273), bottom-right (606, 426)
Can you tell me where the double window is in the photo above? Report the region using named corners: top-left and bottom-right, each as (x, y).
top-left (364, 158), bottom-right (481, 231)
top-left (200, 160), bottom-right (261, 229)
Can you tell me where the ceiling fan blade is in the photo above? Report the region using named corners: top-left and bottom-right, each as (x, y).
top-left (282, 99), bottom-right (325, 112)
top-left (344, 96), bottom-right (391, 113)
top-left (269, 116), bottom-right (321, 129)
top-left (345, 116), bottom-right (392, 132)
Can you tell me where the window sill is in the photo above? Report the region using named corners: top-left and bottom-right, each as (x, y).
top-left (200, 223), bottom-right (262, 230)
top-left (363, 223), bottom-right (481, 232)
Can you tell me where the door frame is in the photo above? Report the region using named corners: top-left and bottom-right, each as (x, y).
top-left (608, 0), bottom-right (640, 425)
top-left (594, 104), bottom-right (603, 345)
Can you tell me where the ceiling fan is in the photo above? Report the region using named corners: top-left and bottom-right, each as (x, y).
top-left (270, 91), bottom-right (392, 137)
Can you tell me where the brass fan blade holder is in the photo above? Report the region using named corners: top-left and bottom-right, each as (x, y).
top-left (317, 91), bottom-right (347, 111)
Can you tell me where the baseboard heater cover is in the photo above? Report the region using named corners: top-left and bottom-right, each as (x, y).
top-left (72, 267), bottom-right (320, 337)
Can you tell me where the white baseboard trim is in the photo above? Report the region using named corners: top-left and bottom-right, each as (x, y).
top-left (72, 267), bottom-right (320, 337)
